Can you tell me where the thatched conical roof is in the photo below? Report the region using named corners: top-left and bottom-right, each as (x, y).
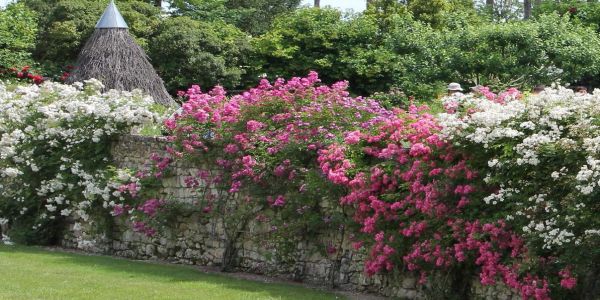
top-left (67, 1), bottom-right (175, 106)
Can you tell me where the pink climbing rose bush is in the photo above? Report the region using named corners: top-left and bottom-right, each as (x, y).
top-left (317, 104), bottom-right (555, 299)
top-left (126, 72), bottom-right (395, 263)
top-left (123, 74), bottom-right (597, 299)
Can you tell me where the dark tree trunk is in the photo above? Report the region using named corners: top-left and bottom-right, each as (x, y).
top-left (524, 0), bottom-right (532, 19)
top-left (221, 240), bottom-right (238, 272)
top-left (486, 0), bottom-right (494, 9)
top-left (314, 0), bottom-right (320, 7)
top-left (154, 0), bottom-right (161, 8)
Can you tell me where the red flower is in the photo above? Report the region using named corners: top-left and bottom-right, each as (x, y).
top-left (32, 75), bottom-right (44, 84)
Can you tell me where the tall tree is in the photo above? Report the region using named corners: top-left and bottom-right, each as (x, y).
top-left (170, 0), bottom-right (302, 36)
top-left (314, 0), bottom-right (320, 7)
top-left (154, 0), bottom-right (161, 7)
top-left (524, 0), bottom-right (531, 19)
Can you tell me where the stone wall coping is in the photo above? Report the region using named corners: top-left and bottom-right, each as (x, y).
top-left (117, 134), bottom-right (170, 143)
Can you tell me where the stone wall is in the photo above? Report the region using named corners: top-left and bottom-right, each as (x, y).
top-left (61, 135), bottom-right (516, 299)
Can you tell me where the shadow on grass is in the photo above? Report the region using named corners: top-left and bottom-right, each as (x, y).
top-left (0, 245), bottom-right (341, 300)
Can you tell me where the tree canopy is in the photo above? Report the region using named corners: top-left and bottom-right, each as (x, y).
top-left (0, 3), bottom-right (38, 68)
top-left (6, 0), bottom-right (600, 101)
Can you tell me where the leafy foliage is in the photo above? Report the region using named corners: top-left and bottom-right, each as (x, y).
top-left (149, 16), bottom-right (252, 93)
top-left (12, 0), bottom-right (600, 101)
top-left (169, 0), bottom-right (302, 36)
top-left (0, 3), bottom-right (38, 68)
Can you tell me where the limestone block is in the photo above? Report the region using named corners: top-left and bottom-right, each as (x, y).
top-left (184, 249), bottom-right (198, 259)
top-left (157, 246), bottom-right (168, 256)
top-left (402, 277), bottom-right (416, 289)
top-left (403, 289), bottom-right (417, 299)
top-left (145, 244), bottom-right (156, 255)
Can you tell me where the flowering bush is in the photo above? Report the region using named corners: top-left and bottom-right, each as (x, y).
top-left (122, 72), bottom-right (394, 269)
top-left (122, 74), bottom-right (600, 298)
top-left (4, 72), bottom-right (598, 299)
top-left (439, 86), bottom-right (600, 298)
top-left (0, 79), bottom-right (160, 244)
top-left (0, 66), bottom-right (44, 84)
top-left (318, 104), bottom-right (566, 298)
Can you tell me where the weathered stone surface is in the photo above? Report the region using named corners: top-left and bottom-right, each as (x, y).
top-left (60, 135), bottom-right (518, 299)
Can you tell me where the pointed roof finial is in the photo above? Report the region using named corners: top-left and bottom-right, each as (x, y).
top-left (96, 0), bottom-right (129, 29)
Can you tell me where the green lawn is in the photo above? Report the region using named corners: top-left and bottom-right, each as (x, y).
top-left (0, 245), bottom-right (343, 300)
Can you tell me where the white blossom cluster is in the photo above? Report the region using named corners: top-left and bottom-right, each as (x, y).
top-left (0, 80), bottom-right (162, 242)
top-left (440, 86), bottom-right (600, 250)
top-left (1, 233), bottom-right (13, 245)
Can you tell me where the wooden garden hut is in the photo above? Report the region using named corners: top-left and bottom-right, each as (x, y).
top-left (67, 1), bottom-right (175, 106)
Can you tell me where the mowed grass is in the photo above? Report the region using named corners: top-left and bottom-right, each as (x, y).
top-left (0, 245), bottom-right (344, 300)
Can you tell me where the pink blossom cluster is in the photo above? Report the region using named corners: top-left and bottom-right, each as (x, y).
top-left (138, 199), bottom-right (164, 217)
top-left (317, 105), bottom-right (553, 299)
top-left (132, 221), bottom-right (157, 237)
top-left (117, 182), bottom-right (139, 198)
top-left (162, 71), bottom-right (391, 210)
top-left (476, 86), bottom-right (522, 104)
top-left (559, 268), bottom-right (577, 290)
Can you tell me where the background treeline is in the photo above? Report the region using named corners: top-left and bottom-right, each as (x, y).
top-left (3, 0), bottom-right (600, 101)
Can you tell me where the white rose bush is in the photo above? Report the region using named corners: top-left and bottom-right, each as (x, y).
top-left (0, 79), bottom-right (159, 244)
top-left (440, 87), bottom-right (600, 298)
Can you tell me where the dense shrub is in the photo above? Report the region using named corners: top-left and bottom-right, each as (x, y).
top-left (254, 8), bottom-right (600, 101)
top-left (252, 9), bottom-right (430, 98)
top-left (0, 80), bottom-right (160, 244)
top-left (252, 9), bottom-right (347, 89)
top-left (440, 87), bottom-right (600, 299)
top-left (450, 13), bottom-right (600, 91)
top-left (380, 13), bottom-right (453, 99)
top-left (149, 17), bottom-right (252, 94)
top-left (12, 1), bottom-right (600, 101)
top-left (406, 0), bottom-right (480, 29)
top-left (0, 3), bottom-right (38, 69)
top-left (170, 0), bottom-right (302, 36)
top-left (533, 0), bottom-right (600, 31)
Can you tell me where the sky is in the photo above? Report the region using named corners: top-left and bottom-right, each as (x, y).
top-left (1, 0), bottom-right (366, 11)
